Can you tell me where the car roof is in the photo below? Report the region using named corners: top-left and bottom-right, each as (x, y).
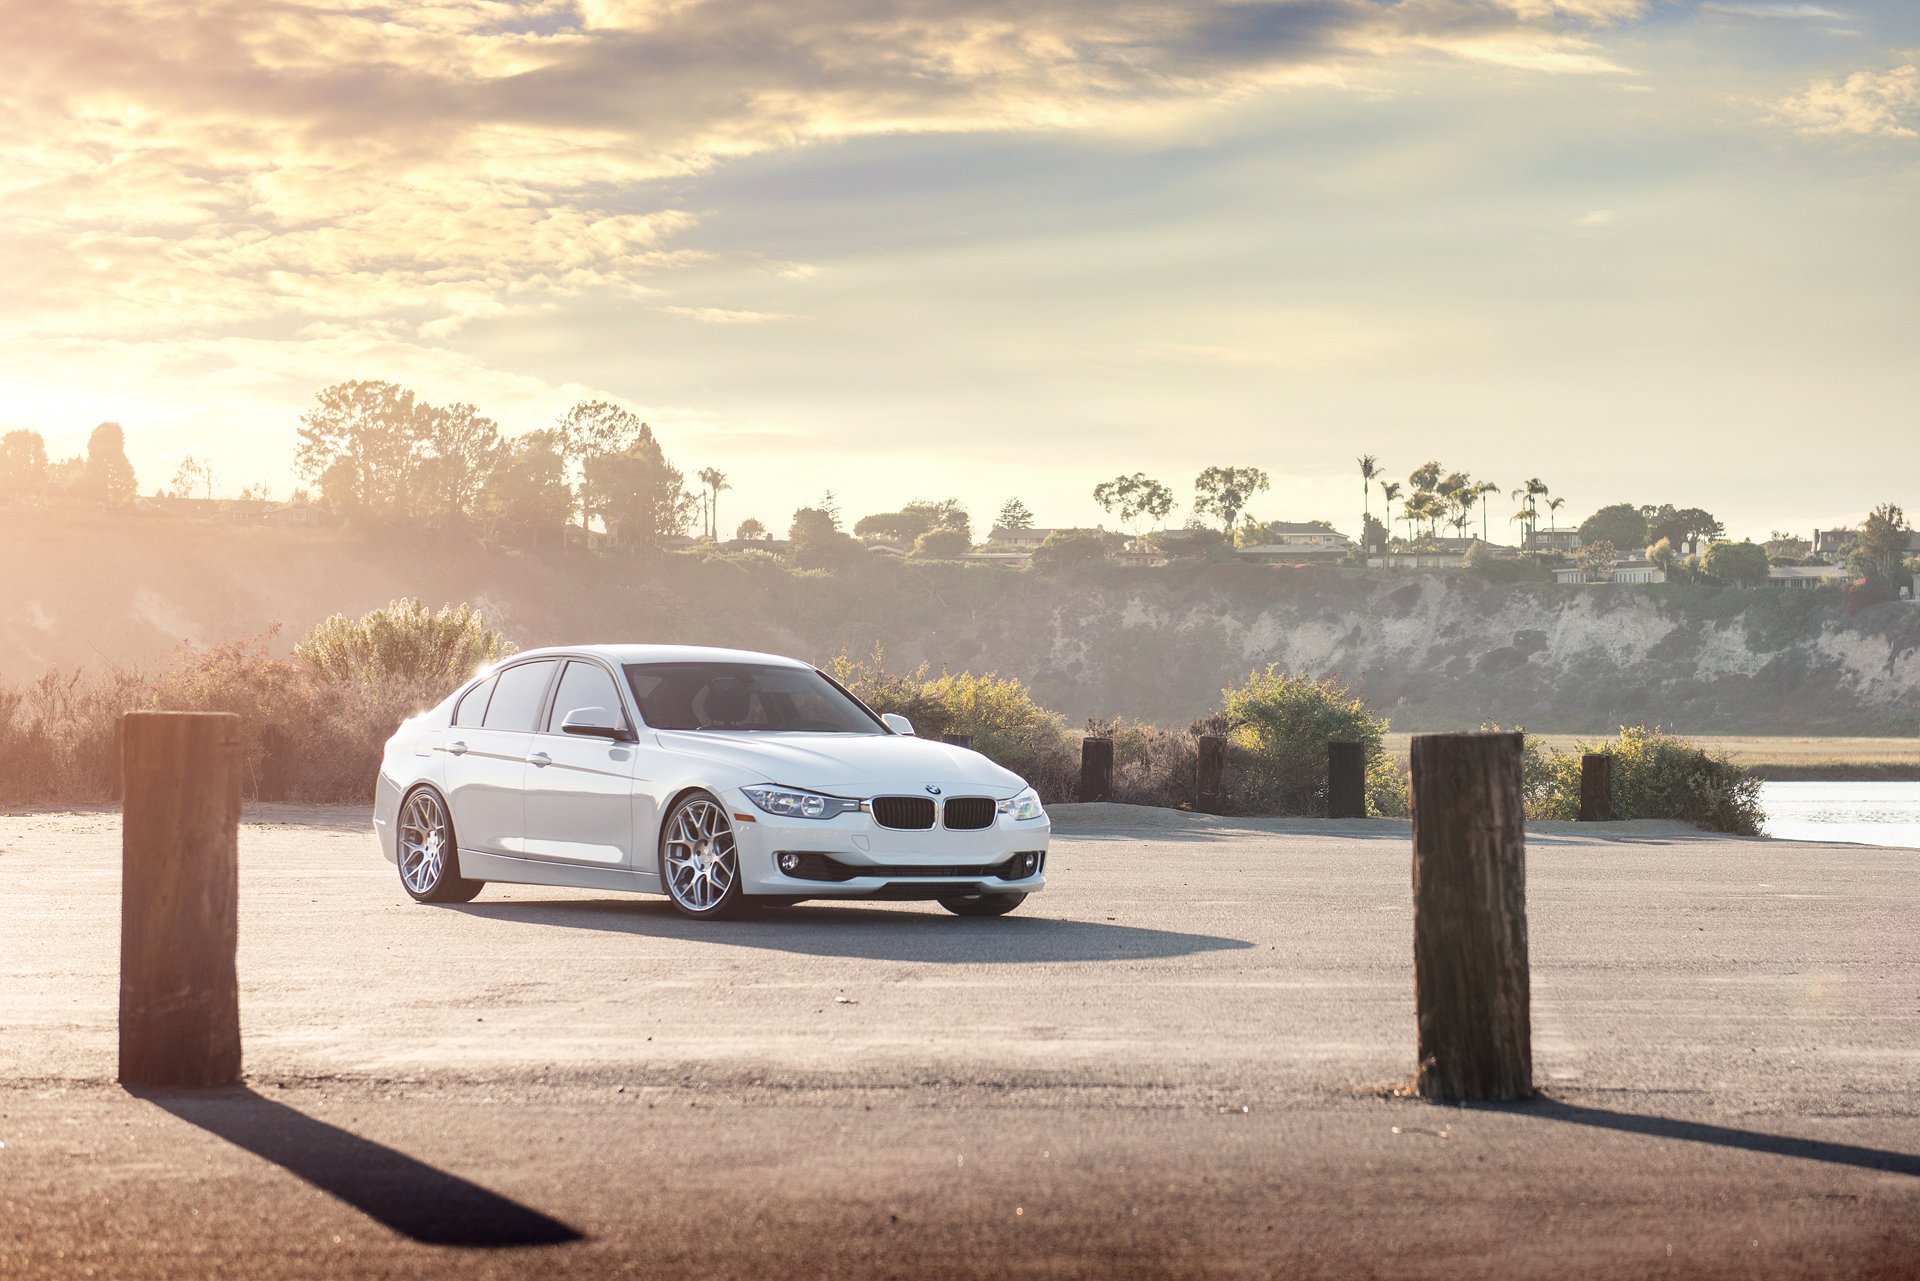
top-left (500, 644), bottom-right (816, 670)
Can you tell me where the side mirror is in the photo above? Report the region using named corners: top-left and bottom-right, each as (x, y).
top-left (561, 707), bottom-right (629, 741)
top-left (882, 713), bottom-right (916, 736)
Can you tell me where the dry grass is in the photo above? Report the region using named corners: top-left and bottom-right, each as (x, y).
top-left (1384, 733), bottom-right (1920, 780)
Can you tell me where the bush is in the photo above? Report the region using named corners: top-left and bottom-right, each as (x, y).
top-left (1100, 718), bottom-right (1200, 809)
top-left (910, 527), bottom-right (973, 559)
top-left (1221, 666), bottom-right (1388, 816)
top-left (296, 598), bottom-right (515, 686)
top-left (1028, 530), bottom-right (1111, 569)
top-left (1526, 725), bottom-right (1762, 835)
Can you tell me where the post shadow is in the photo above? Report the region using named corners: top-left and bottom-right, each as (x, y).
top-left (1482, 1098), bottom-right (1920, 1178)
top-left (135, 1086), bottom-right (586, 1247)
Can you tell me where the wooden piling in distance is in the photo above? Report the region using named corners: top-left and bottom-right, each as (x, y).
top-left (119, 711), bottom-right (243, 1088)
top-left (1194, 735), bottom-right (1226, 814)
top-left (1078, 737), bottom-right (1113, 804)
top-left (1409, 732), bottom-right (1532, 1103)
top-left (1579, 753), bottom-right (1613, 822)
top-left (1327, 741), bottom-right (1367, 818)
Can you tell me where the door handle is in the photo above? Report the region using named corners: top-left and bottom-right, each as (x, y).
top-left (528, 751), bottom-right (551, 768)
top-left (448, 740), bottom-right (468, 756)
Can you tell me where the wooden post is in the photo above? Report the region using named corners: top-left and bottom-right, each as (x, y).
top-left (1079, 737), bottom-right (1113, 803)
top-left (1327, 741), bottom-right (1367, 818)
top-left (941, 733), bottom-right (974, 751)
top-left (1194, 735), bottom-right (1226, 814)
top-left (1409, 732), bottom-right (1531, 1103)
top-left (119, 712), bottom-right (243, 1088)
top-left (1579, 754), bottom-right (1613, 822)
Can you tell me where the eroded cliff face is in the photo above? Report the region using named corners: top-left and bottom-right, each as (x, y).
top-left (6, 510), bottom-right (1917, 733)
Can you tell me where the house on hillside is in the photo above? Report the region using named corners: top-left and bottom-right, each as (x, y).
top-left (259, 502), bottom-right (334, 527)
top-left (1554, 558), bottom-right (1665, 585)
top-left (1766, 564), bottom-right (1850, 590)
top-left (984, 525), bottom-right (1057, 550)
top-left (1526, 529), bottom-right (1581, 552)
top-left (1235, 523), bottom-right (1354, 562)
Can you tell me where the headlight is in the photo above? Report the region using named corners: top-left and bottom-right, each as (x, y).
top-left (997, 788), bottom-right (1045, 822)
top-left (741, 785), bottom-right (861, 820)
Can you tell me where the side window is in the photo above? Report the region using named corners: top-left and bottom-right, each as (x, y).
top-left (544, 661), bottom-right (627, 733)
top-left (453, 675), bottom-right (496, 728)
top-left (481, 660), bottom-right (557, 732)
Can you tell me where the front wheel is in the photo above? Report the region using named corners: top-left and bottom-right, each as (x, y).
top-left (397, 787), bottom-right (484, 904)
top-left (938, 892), bottom-right (1027, 918)
top-left (661, 792), bottom-right (754, 920)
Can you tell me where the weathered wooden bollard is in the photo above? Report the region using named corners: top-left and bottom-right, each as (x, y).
top-left (1409, 732), bottom-right (1532, 1102)
top-left (1579, 753), bottom-right (1613, 822)
top-left (119, 711), bottom-right (243, 1088)
top-left (1327, 741), bottom-right (1367, 818)
top-left (1079, 736), bottom-right (1113, 803)
top-left (1194, 735), bottom-right (1226, 813)
top-left (942, 733), bottom-right (974, 750)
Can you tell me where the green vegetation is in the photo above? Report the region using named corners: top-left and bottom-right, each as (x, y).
top-left (1523, 726), bottom-right (1764, 835)
top-left (1221, 666), bottom-right (1389, 816)
top-left (1580, 503), bottom-right (1648, 551)
top-left (1702, 540), bottom-right (1769, 584)
top-left (295, 599), bottom-right (517, 687)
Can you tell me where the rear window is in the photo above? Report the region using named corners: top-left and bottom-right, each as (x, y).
top-left (453, 675), bottom-right (495, 728)
top-left (482, 660), bottom-right (557, 732)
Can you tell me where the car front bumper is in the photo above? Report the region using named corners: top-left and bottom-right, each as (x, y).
top-left (723, 788), bottom-right (1051, 899)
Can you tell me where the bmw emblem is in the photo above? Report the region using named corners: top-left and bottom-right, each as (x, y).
top-left (925, 784), bottom-right (943, 795)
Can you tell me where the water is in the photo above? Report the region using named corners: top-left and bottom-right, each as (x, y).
top-left (1760, 781), bottom-right (1920, 849)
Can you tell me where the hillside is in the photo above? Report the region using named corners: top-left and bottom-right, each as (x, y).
top-left (5, 509), bottom-right (1918, 734)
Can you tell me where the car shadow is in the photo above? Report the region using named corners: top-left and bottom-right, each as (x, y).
top-left (1475, 1098), bottom-right (1920, 1178)
top-left (134, 1086), bottom-right (586, 1246)
top-left (449, 899), bottom-right (1254, 963)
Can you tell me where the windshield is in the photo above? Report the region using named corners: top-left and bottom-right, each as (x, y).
top-left (624, 662), bottom-right (885, 734)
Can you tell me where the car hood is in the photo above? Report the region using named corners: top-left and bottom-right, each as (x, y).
top-left (651, 730), bottom-right (1029, 796)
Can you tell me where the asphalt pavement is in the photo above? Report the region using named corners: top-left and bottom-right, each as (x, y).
top-left (1, 803), bottom-right (1916, 1279)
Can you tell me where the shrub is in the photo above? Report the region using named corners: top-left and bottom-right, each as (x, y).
top-left (1526, 725), bottom-right (1762, 835)
top-left (1028, 530), bottom-right (1110, 569)
top-left (1221, 666), bottom-right (1388, 816)
top-left (1098, 718), bottom-right (1200, 810)
top-left (910, 527), bottom-right (973, 559)
top-left (296, 598), bottom-right (515, 686)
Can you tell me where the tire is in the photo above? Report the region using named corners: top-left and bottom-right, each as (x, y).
top-left (938, 892), bottom-right (1028, 918)
top-left (660, 791), bottom-right (755, 920)
top-left (396, 786), bottom-right (484, 904)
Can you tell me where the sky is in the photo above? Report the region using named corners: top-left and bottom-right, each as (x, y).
top-left (2, 0), bottom-right (1916, 543)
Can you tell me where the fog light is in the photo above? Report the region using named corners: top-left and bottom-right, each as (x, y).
top-left (1011, 852), bottom-right (1041, 878)
top-left (777, 852), bottom-right (802, 874)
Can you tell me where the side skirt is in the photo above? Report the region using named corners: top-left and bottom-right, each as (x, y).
top-left (458, 849), bottom-right (656, 894)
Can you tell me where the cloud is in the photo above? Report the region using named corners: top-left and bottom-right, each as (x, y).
top-left (1770, 63), bottom-right (1920, 138)
top-left (1700, 3), bottom-right (1846, 18)
top-left (660, 306), bottom-right (803, 325)
top-left (1575, 208), bottom-right (1616, 224)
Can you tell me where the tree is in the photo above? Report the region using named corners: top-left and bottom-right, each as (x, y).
top-left (1029, 530), bottom-right (1113, 568)
top-left (789, 505), bottom-right (858, 568)
top-left (1473, 480), bottom-right (1501, 541)
top-left (1378, 481), bottom-right (1403, 545)
top-left (1357, 454), bottom-right (1379, 540)
top-left (735, 517), bottom-right (769, 541)
top-left (415, 402), bottom-right (502, 523)
top-left (1850, 503), bottom-right (1912, 590)
top-left (911, 527), bottom-right (973, 559)
top-left (1408, 461), bottom-right (1442, 495)
top-left (168, 456), bottom-right (214, 500)
top-left (1641, 504), bottom-right (1724, 550)
top-left (1704, 540), bottom-right (1769, 585)
top-left (904, 498), bottom-right (971, 541)
top-left (480, 430), bottom-right (571, 544)
top-left (297, 598), bottom-right (516, 687)
top-left (584, 424), bottom-right (696, 552)
top-left (696, 467), bottom-right (730, 540)
top-left (1193, 466), bottom-right (1269, 533)
top-left (297, 381), bottom-right (427, 519)
top-left (0, 429), bottom-right (48, 502)
top-left (1509, 477), bottom-right (1549, 543)
top-left (85, 421), bottom-right (137, 506)
top-left (996, 498), bottom-right (1035, 532)
top-left (1361, 513), bottom-right (1389, 555)
top-left (1576, 538), bottom-right (1617, 582)
top-left (1092, 473), bottom-right (1176, 533)
top-left (854, 508), bottom-right (935, 545)
top-left (555, 401), bottom-right (646, 532)
top-left (1579, 503), bottom-right (1648, 552)
top-left (1545, 496), bottom-right (1565, 534)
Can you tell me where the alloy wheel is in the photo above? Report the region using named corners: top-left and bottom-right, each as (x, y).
top-left (399, 789), bottom-right (451, 894)
top-left (664, 797), bottom-right (739, 913)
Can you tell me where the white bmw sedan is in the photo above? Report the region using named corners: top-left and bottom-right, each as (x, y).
top-left (373, 645), bottom-right (1050, 920)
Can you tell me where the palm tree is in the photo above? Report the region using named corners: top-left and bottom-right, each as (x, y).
top-left (1474, 480), bottom-right (1501, 542)
top-left (1546, 496), bottom-right (1565, 535)
top-left (1358, 454), bottom-right (1379, 539)
top-left (1379, 481), bottom-right (1402, 547)
top-left (696, 467), bottom-right (730, 540)
top-left (1509, 477), bottom-right (1549, 545)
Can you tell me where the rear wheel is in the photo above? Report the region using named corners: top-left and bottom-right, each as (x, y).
top-left (397, 787), bottom-right (484, 904)
top-left (938, 892), bottom-right (1027, 918)
top-left (661, 792), bottom-right (754, 920)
